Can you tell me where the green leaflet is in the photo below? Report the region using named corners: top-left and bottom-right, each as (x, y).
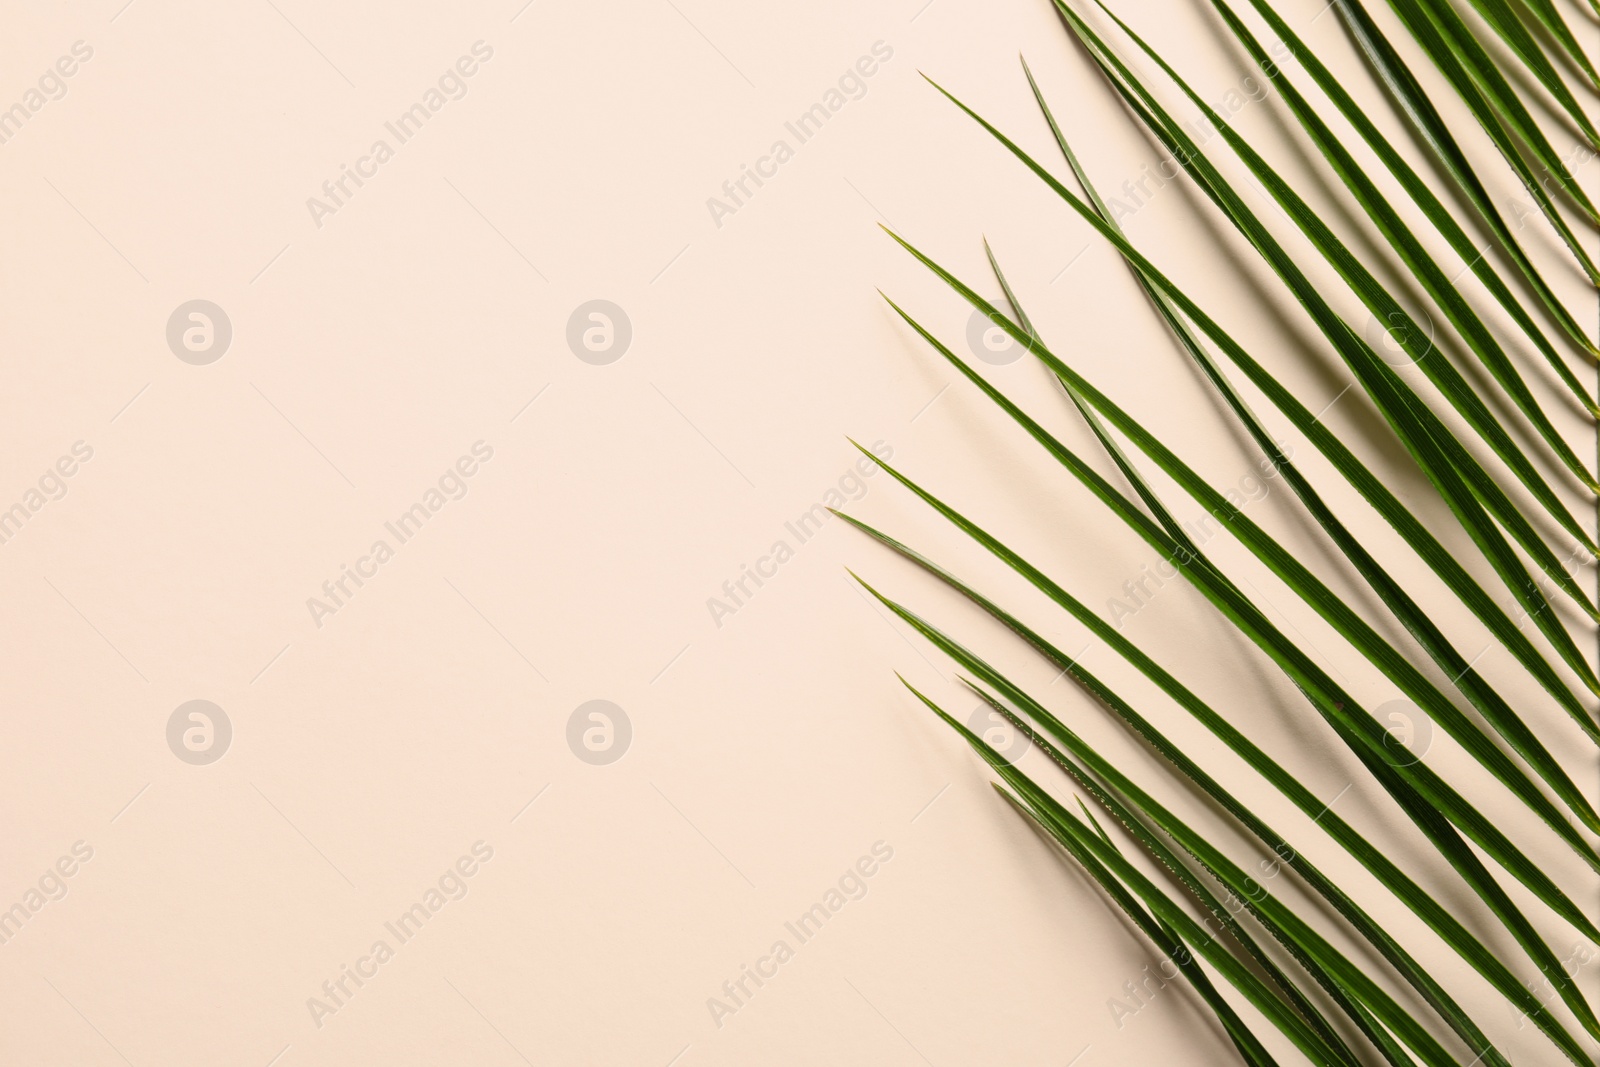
top-left (1327, 0), bottom-right (1600, 347)
top-left (977, 686), bottom-right (1412, 1067)
top-left (843, 423), bottom-right (1600, 1042)
top-left (1227, 0), bottom-right (1598, 416)
top-left (1053, 1), bottom-right (1600, 606)
top-left (971, 245), bottom-right (1600, 844)
top-left (1505, 0), bottom-right (1600, 89)
top-left (912, 630), bottom-right (1480, 1067)
top-left (1015, 54), bottom-right (1600, 753)
top-left (1001, 784), bottom-right (1292, 1067)
top-left (1449, 0), bottom-right (1600, 147)
top-left (953, 681), bottom-right (1408, 1062)
top-left (1007, 748), bottom-right (1301, 1067)
top-left (919, 75), bottom-right (1600, 708)
top-left (1198, 0), bottom-right (1598, 489)
top-left (1333, 0), bottom-right (1600, 282)
top-left (906, 680), bottom-right (1348, 1066)
top-left (1402, 0), bottom-right (1599, 209)
top-left (838, 518), bottom-right (1559, 1065)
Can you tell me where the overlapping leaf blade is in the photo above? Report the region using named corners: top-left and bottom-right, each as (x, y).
top-left (1330, 0), bottom-right (1600, 282)
top-left (1015, 54), bottom-right (1600, 749)
top-left (1229, 0), bottom-right (1599, 413)
top-left (838, 513), bottom-right (1564, 1064)
top-left (1198, 0), bottom-right (1598, 486)
top-left (902, 624), bottom-right (1485, 1067)
top-left (1399, 0), bottom-right (1599, 210)
top-left (974, 243), bottom-right (1600, 845)
top-left (920, 74), bottom-right (1600, 711)
top-left (847, 3), bottom-right (1600, 1062)
top-left (849, 282), bottom-right (1600, 1042)
top-left (845, 414), bottom-right (1600, 1042)
top-left (903, 679), bottom-right (1351, 1066)
top-left (1053, 0), bottom-right (1600, 601)
top-left (1446, 0), bottom-right (1600, 146)
top-left (1506, 0), bottom-right (1600, 88)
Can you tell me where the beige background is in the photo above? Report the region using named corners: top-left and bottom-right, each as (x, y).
top-left (0, 0), bottom-right (1595, 1063)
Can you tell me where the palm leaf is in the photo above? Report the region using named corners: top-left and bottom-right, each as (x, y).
top-left (850, 4), bottom-right (1600, 1061)
top-left (1054, 0), bottom-right (1600, 593)
top-left (1448, 0), bottom-right (1600, 145)
top-left (1227, 0), bottom-right (1599, 412)
top-left (1199, 0), bottom-right (1599, 482)
top-left (845, 408), bottom-right (1600, 1040)
top-left (1016, 56), bottom-right (1600, 753)
top-left (1330, 0), bottom-right (1600, 281)
top-left (975, 246), bottom-right (1600, 844)
top-left (839, 521), bottom-right (1571, 1064)
top-left (918, 76), bottom-right (1600, 707)
top-left (905, 680), bottom-right (1353, 1066)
